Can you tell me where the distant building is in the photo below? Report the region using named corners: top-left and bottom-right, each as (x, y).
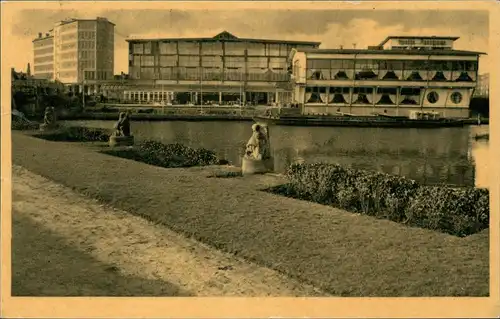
top-left (475, 73), bottom-right (489, 97)
top-left (123, 31), bottom-right (320, 105)
top-left (32, 31), bottom-right (54, 80)
top-left (289, 35), bottom-right (484, 118)
top-left (33, 17), bottom-right (115, 86)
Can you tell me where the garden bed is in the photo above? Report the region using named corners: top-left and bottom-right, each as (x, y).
top-left (33, 126), bottom-right (111, 142)
top-left (102, 140), bottom-right (228, 168)
top-left (266, 163), bottom-right (489, 237)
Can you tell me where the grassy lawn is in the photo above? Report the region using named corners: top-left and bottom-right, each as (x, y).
top-left (12, 132), bottom-right (489, 296)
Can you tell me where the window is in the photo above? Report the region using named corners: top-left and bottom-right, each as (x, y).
top-left (450, 92), bottom-right (462, 104)
top-left (142, 55), bottom-right (155, 66)
top-left (179, 55), bottom-right (199, 67)
top-left (307, 59), bottom-right (330, 69)
top-left (224, 42), bottom-right (246, 55)
top-left (159, 42), bottom-right (177, 54)
top-left (246, 42), bottom-right (265, 56)
top-left (427, 91), bottom-right (439, 104)
top-left (144, 42), bottom-right (152, 54)
top-left (133, 43), bottom-right (144, 54)
top-left (224, 56), bottom-right (245, 68)
top-left (178, 41), bottom-right (200, 54)
top-left (202, 42), bottom-right (223, 55)
top-left (267, 44), bottom-right (280, 56)
top-left (160, 55), bottom-right (177, 67)
top-left (201, 56), bottom-right (222, 68)
top-left (133, 56), bottom-right (141, 66)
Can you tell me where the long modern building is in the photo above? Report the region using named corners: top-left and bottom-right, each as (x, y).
top-left (124, 31), bottom-right (320, 105)
top-left (32, 17), bottom-right (115, 86)
top-left (289, 35), bottom-right (484, 118)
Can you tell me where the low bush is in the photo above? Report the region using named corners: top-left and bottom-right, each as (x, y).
top-left (268, 162), bottom-right (489, 237)
top-left (103, 140), bottom-right (224, 168)
top-left (34, 126), bottom-right (111, 142)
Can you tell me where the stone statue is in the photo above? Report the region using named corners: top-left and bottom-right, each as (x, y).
top-left (241, 123), bottom-right (273, 175)
top-left (43, 106), bottom-right (56, 125)
top-left (40, 106), bottom-right (58, 131)
top-left (109, 111), bottom-right (134, 147)
top-left (245, 123), bottom-right (270, 160)
top-left (112, 111), bottom-right (131, 137)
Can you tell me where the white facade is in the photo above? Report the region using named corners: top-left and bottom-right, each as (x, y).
top-left (34, 17), bottom-right (114, 84)
top-left (288, 37), bottom-right (482, 119)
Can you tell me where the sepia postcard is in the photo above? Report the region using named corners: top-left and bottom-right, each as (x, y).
top-left (1, 1), bottom-right (499, 318)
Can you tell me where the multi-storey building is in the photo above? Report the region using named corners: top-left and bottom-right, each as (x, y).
top-left (124, 31), bottom-right (320, 105)
top-left (475, 73), bottom-right (489, 97)
top-left (33, 17), bottom-right (114, 87)
top-left (289, 36), bottom-right (484, 118)
top-left (32, 31), bottom-right (55, 80)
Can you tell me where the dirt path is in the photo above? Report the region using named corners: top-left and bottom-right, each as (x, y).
top-left (12, 165), bottom-right (326, 296)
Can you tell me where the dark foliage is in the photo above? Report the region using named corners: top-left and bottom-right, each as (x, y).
top-left (103, 140), bottom-right (222, 168)
top-left (267, 163), bottom-right (489, 237)
top-left (34, 126), bottom-right (110, 142)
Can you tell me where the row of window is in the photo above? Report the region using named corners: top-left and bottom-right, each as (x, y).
top-left (305, 69), bottom-right (476, 82)
top-left (130, 55), bottom-right (287, 68)
top-left (34, 47), bottom-right (54, 55)
top-left (305, 59), bottom-right (478, 71)
top-left (34, 55), bottom-right (54, 64)
top-left (304, 87), bottom-right (463, 105)
top-left (83, 70), bottom-right (112, 80)
top-left (131, 67), bottom-right (289, 81)
top-left (33, 39), bottom-right (53, 48)
top-left (131, 41), bottom-right (308, 56)
top-left (79, 40), bottom-right (96, 49)
top-left (34, 64), bottom-right (54, 72)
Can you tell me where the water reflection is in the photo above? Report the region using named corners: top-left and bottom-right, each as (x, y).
top-left (66, 120), bottom-right (489, 188)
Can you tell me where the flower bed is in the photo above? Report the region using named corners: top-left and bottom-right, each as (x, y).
top-left (33, 126), bottom-right (111, 142)
top-left (103, 140), bottom-right (224, 168)
top-left (267, 163), bottom-right (489, 237)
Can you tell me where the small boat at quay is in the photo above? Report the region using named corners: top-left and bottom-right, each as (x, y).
top-left (253, 108), bottom-right (466, 128)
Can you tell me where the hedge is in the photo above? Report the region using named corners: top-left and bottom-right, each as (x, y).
top-left (268, 163), bottom-right (489, 237)
top-left (33, 126), bottom-right (111, 142)
top-left (103, 140), bottom-right (225, 168)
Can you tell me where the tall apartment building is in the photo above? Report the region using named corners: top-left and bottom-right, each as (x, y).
top-left (32, 31), bottom-right (55, 80)
top-left (33, 17), bottom-right (115, 85)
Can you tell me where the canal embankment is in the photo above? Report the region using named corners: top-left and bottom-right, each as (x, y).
top-left (12, 131), bottom-right (489, 296)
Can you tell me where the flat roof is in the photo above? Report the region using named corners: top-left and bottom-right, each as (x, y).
top-left (294, 48), bottom-right (486, 56)
top-left (378, 35), bottom-right (460, 46)
top-left (126, 31), bottom-right (320, 46)
top-left (58, 17), bottom-right (116, 26)
top-left (32, 35), bottom-right (54, 43)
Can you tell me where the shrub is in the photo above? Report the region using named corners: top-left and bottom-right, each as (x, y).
top-left (104, 140), bottom-right (223, 168)
top-left (276, 162), bottom-right (489, 237)
top-left (34, 126), bottom-right (110, 142)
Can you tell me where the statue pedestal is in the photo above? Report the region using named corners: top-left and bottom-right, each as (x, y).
top-left (109, 135), bottom-right (135, 147)
top-left (241, 157), bottom-right (274, 175)
top-left (39, 123), bottom-right (59, 131)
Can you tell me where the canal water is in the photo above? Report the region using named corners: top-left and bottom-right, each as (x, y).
top-left (65, 120), bottom-right (490, 188)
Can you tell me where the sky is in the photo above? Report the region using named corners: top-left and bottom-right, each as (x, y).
top-left (4, 7), bottom-right (490, 75)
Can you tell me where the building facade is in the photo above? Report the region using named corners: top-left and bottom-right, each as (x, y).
top-left (124, 31), bottom-right (320, 105)
top-left (475, 73), bottom-right (489, 97)
top-left (289, 36), bottom-right (484, 118)
top-left (33, 32), bottom-right (55, 80)
top-left (33, 17), bottom-right (114, 86)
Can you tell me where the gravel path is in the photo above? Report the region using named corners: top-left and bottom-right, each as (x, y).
top-left (12, 165), bottom-right (325, 296)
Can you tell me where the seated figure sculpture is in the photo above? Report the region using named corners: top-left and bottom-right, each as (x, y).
top-left (241, 123), bottom-right (274, 175)
top-left (39, 106), bottom-right (59, 131)
top-left (109, 111), bottom-right (134, 147)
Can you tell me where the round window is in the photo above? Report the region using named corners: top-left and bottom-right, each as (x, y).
top-left (427, 91), bottom-right (439, 104)
top-left (450, 92), bottom-right (463, 104)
